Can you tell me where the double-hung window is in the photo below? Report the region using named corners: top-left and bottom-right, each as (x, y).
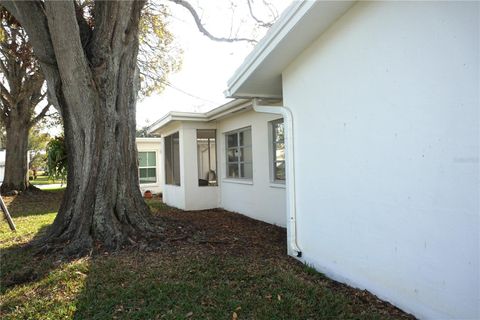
top-left (271, 119), bottom-right (285, 182)
top-left (138, 151), bottom-right (157, 184)
top-left (226, 127), bottom-right (252, 179)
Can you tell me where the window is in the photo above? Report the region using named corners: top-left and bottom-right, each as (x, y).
top-left (271, 119), bottom-right (285, 182)
top-left (226, 127), bottom-right (252, 179)
top-left (197, 129), bottom-right (217, 186)
top-left (138, 151), bottom-right (157, 184)
top-left (164, 132), bottom-right (180, 185)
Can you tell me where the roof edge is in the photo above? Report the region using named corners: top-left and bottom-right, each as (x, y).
top-left (147, 99), bottom-right (252, 135)
top-left (225, 0), bottom-right (315, 97)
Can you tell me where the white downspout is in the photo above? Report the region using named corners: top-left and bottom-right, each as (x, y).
top-left (252, 98), bottom-right (302, 257)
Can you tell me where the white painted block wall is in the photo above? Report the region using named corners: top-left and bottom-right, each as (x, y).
top-left (217, 110), bottom-right (287, 227)
top-left (283, 1), bottom-right (479, 319)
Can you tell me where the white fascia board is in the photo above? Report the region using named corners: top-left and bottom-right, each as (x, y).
top-left (206, 99), bottom-right (252, 121)
top-left (147, 99), bottom-right (253, 135)
top-left (226, 0), bottom-right (311, 96)
top-left (147, 113), bottom-right (174, 135)
top-left (226, 0), bottom-right (355, 98)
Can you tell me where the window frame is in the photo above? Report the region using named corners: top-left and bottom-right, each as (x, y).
top-left (225, 126), bottom-right (253, 180)
top-left (138, 151), bottom-right (157, 184)
top-left (270, 119), bottom-right (286, 184)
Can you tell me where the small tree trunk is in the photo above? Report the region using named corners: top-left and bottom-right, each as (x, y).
top-left (1, 103), bottom-right (30, 194)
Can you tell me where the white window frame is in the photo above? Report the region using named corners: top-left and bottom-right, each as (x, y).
top-left (138, 151), bottom-right (157, 184)
top-left (225, 127), bottom-right (253, 180)
top-left (270, 119), bottom-right (285, 184)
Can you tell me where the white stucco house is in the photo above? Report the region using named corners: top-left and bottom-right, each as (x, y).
top-left (148, 99), bottom-right (286, 226)
top-left (135, 138), bottom-right (162, 194)
top-left (149, 1), bottom-right (479, 319)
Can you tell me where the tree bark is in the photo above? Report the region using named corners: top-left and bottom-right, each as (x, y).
top-left (2, 0), bottom-right (158, 255)
top-left (1, 101), bottom-right (30, 193)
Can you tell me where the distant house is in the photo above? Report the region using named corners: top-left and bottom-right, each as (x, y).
top-left (135, 138), bottom-right (162, 194)
top-left (148, 1), bottom-right (479, 319)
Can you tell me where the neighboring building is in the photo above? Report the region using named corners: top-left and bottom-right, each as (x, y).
top-left (149, 1), bottom-right (479, 319)
top-left (136, 138), bottom-right (162, 194)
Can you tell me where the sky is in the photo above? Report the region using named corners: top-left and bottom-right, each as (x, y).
top-left (136, 0), bottom-right (291, 129)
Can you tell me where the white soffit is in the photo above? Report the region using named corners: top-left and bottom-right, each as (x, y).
top-left (226, 0), bottom-right (355, 98)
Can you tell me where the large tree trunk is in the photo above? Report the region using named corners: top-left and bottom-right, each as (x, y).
top-left (40, 1), bottom-right (158, 255)
top-left (1, 102), bottom-right (30, 193)
top-left (2, 1), bottom-right (158, 255)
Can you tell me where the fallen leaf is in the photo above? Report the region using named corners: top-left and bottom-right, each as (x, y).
top-left (235, 306), bottom-right (242, 311)
top-left (277, 294), bottom-right (282, 301)
top-left (232, 312), bottom-right (238, 320)
top-left (186, 311), bottom-right (193, 318)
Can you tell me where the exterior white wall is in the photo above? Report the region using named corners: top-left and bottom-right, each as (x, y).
top-left (136, 138), bottom-right (163, 194)
top-left (283, 2), bottom-right (479, 319)
top-left (217, 110), bottom-right (287, 226)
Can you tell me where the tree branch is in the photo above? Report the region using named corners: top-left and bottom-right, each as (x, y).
top-left (0, 81), bottom-right (13, 106)
top-left (168, 0), bottom-right (257, 43)
top-left (247, 0), bottom-right (273, 28)
top-left (43, 1), bottom-right (96, 114)
top-left (29, 102), bottom-right (51, 127)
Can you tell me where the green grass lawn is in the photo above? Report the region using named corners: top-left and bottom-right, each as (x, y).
top-left (0, 192), bottom-right (414, 320)
top-left (30, 174), bottom-right (65, 185)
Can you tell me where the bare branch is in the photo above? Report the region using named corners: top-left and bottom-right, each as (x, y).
top-left (247, 0), bottom-right (273, 28)
top-left (168, 0), bottom-right (257, 43)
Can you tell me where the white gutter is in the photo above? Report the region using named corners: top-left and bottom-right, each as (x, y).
top-left (252, 98), bottom-right (302, 257)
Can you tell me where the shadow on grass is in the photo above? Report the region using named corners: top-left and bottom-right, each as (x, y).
top-left (3, 189), bottom-right (64, 218)
top-left (0, 226), bottom-right (56, 291)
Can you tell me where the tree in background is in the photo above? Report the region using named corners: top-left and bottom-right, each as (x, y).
top-left (0, 8), bottom-right (52, 193)
top-left (45, 136), bottom-right (67, 183)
